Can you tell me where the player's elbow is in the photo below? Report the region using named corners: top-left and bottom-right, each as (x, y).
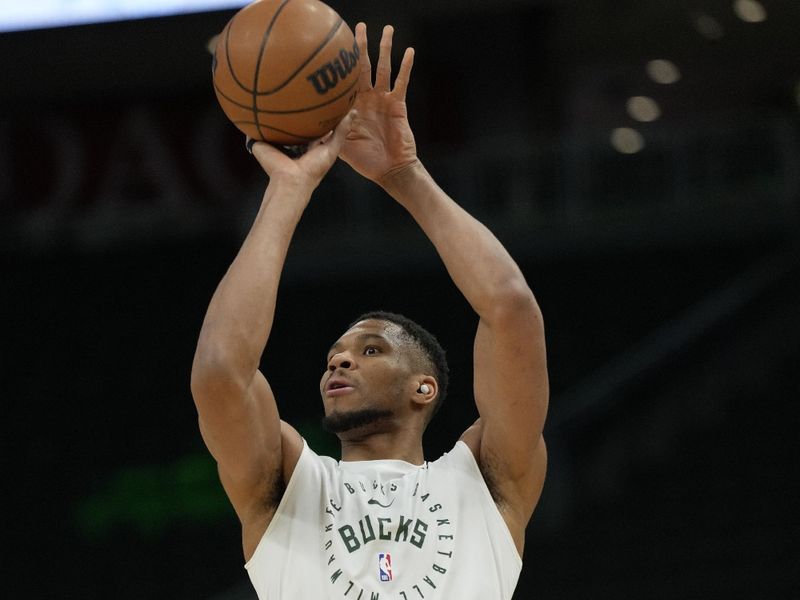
top-left (488, 280), bottom-right (542, 326)
top-left (190, 348), bottom-right (249, 409)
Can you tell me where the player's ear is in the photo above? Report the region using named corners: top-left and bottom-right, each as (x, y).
top-left (412, 376), bottom-right (437, 406)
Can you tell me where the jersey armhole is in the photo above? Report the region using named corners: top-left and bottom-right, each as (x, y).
top-left (245, 438), bottom-right (314, 570)
top-left (453, 440), bottom-right (523, 565)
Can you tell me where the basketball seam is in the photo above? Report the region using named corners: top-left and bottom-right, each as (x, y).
top-left (255, 18), bottom-right (344, 96)
top-left (221, 8), bottom-right (272, 96)
top-left (214, 75), bottom-right (358, 115)
top-left (219, 9), bottom-right (345, 96)
top-left (231, 120), bottom-right (318, 142)
top-left (251, 0), bottom-right (294, 140)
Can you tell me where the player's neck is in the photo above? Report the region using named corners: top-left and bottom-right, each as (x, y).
top-left (339, 431), bottom-right (425, 465)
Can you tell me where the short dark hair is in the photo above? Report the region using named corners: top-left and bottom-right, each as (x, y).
top-left (349, 311), bottom-right (449, 422)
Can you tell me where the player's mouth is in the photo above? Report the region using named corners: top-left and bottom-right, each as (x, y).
top-left (326, 378), bottom-right (355, 396)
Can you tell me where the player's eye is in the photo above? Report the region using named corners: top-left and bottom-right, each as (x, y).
top-left (364, 346), bottom-right (380, 356)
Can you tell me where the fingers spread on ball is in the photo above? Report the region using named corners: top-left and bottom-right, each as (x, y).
top-left (355, 22), bottom-right (372, 91)
top-left (375, 25), bottom-right (394, 92)
top-left (394, 47), bottom-right (415, 99)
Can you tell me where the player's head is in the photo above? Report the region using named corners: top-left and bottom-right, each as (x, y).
top-left (320, 311), bottom-right (449, 438)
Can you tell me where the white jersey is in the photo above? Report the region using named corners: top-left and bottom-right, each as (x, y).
top-left (245, 439), bottom-right (522, 599)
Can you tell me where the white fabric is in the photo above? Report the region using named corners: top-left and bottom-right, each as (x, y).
top-left (245, 439), bottom-right (522, 599)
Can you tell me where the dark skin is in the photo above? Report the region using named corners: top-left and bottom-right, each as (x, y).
top-left (191, 23), bottom-right (548, 563)
top-left (320, 320), bottom-right (438, 461)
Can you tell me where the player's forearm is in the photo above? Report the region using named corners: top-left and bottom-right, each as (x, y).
top-left (192, 179), bottom-right (313, 391)
top-left (382, 162), bottom-right (536, 318)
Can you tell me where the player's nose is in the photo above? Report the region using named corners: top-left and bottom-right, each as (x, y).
top-left (328, 351), bottom-right (355, 371)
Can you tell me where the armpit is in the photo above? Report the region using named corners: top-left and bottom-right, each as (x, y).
top-left (478, 447), bottom-right (508, 508)
top-left (263, 471), bottom-right (286, 511)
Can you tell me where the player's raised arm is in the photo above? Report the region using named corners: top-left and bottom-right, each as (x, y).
top-left (385, 168), bottom-right (548, 553)
top-left (190, 114), bottom-right (354, 557)
top-left (339, 24), bottom-right (548, 554)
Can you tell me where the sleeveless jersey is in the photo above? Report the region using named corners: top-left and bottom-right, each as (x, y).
top-left (245, 440), bottom-right (522, 599)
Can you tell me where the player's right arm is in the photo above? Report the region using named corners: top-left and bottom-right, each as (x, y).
top-left (190, 114), bottom-right (354, 559)
top-left (190, 174), bottom-right (305, 557)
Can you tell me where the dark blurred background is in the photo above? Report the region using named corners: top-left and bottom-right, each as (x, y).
top-left (3, 0), bottom-right (798, 598)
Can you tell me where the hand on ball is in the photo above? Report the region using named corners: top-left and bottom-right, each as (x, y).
top-left (250, 110), bottom-right (356, 190)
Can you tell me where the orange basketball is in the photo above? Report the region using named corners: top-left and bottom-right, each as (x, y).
top-left (212, 0), bottom-right (360, 146)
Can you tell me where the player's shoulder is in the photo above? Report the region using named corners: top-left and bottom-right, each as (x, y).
top-left (457, 417), bottom-right (483, 460)
top-left (279, 421), bottom-right (342, 481)
top-left (425, 423), bottom-right (482, 473)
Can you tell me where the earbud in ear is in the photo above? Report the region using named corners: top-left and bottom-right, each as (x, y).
top-left (419, 384), bottom-right (431, 394)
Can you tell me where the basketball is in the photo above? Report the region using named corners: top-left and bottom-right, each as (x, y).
top-left (212, 0), bottom-right (360, 146)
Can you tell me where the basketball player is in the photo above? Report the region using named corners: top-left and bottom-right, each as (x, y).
top-left (191, 23), bottom-right (548, 599)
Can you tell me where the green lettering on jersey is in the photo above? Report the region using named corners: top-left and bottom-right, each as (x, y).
top-left (410, 519), bottom-right (428, 549)
top-left (339, 525), bottom-right (360, 553)
top-left (395, 515), bottom-right (412, 542)
top-left (359, 515), bottom-right (376, 543)
top-left (378, 517), bottom-right (392, 540)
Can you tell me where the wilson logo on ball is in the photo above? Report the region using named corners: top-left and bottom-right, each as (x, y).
top-left (306, 41), bottom-right (360, 95)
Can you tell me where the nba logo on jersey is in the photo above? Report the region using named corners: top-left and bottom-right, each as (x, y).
top-left (378, 553), bottom-right (393, 581)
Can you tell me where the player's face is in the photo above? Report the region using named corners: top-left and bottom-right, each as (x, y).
top-left (320, 320), bottom-right (415, 430)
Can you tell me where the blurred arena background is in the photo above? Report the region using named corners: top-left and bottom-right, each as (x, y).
top-left (2, 0), bottom-right (798, 597)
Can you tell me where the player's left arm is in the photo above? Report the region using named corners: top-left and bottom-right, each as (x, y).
top-left (338, 23), bottom-right (548, 552)
top-left (384, 164), bottom-right (549, 555)
top-left (470, 315), bottom-right (548, 547)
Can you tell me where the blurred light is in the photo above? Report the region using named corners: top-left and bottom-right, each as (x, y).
top-left (207, 34), bottom-right (220, 55)
top-left (0, 1), bottom-right (249, 33)
top-left (611, 128), bottom-right (645, 154)
top-left (693, 13), bottom-right (725, 39)
top-left (733, 0), bottom-right (767, 23)
top-left (626, 96), bottom-right (662, 122)
top-left (646, 59), bottom-right (682, 85)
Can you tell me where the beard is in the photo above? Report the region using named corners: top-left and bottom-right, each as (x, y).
top-left (321, 407), bottom-right (394, 434)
